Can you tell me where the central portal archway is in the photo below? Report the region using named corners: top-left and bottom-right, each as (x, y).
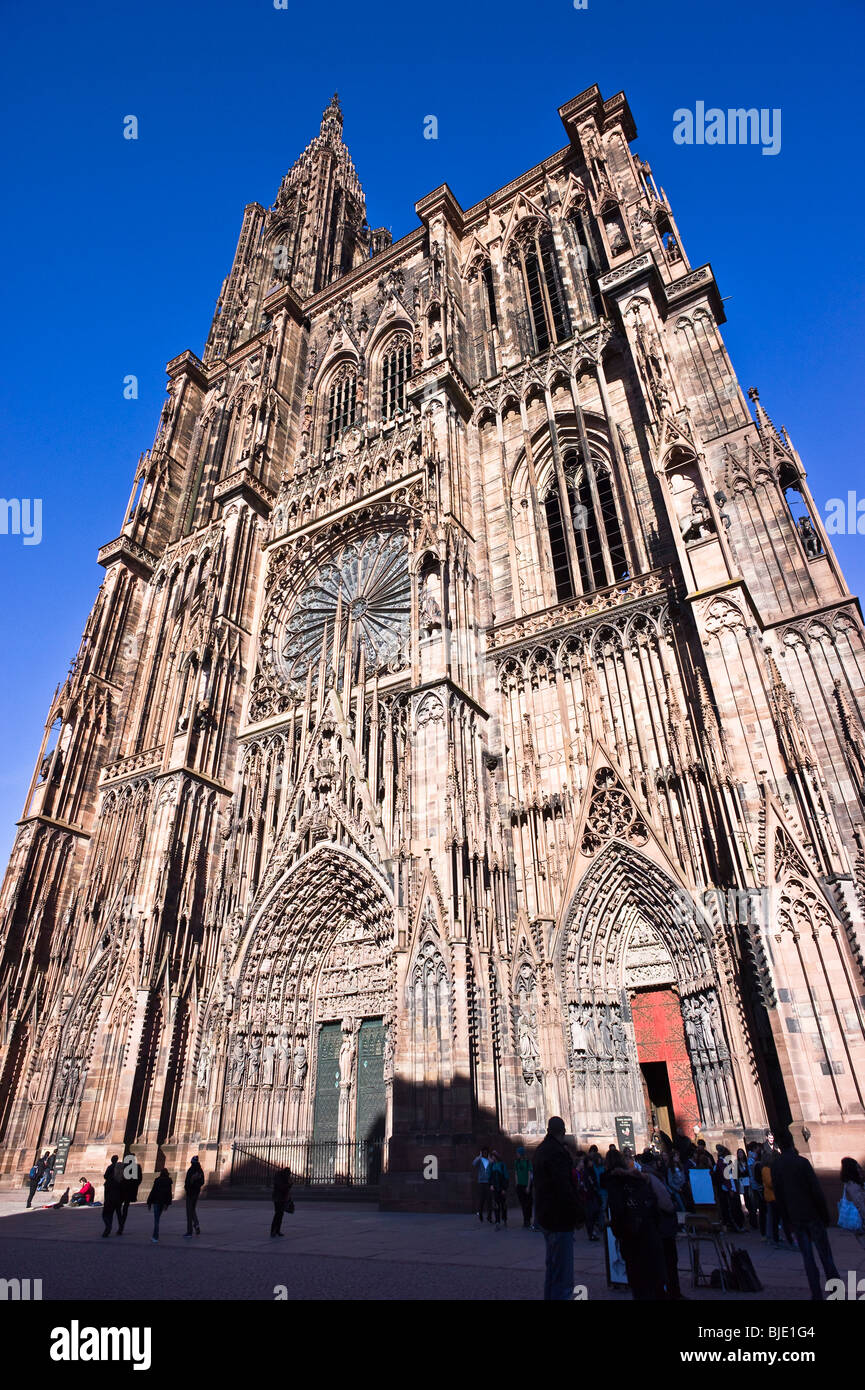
top-left (223, 844), bottom-right (395, 1171)
top-left (561, 842), bottom-right (740, 1145)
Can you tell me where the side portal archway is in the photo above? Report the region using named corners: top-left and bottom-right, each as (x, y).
top-left (220, 844), bottom-right (395, 1160)
top-left (561, 842), bottom-right (741, 1145)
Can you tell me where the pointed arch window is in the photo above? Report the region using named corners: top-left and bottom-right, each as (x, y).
top-left (325, 365), bottom-right (357, 449)
top-left (513, 224), bottom-right (570, 355)
top-left (381, 335), bottom-right (412, 420)
top-left (544, 448), bottom-right (629, 601)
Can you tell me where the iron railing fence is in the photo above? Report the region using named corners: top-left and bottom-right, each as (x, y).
top-left (229, 1138), bottom-right (385, 1187)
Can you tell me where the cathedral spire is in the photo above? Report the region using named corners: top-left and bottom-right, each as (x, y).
top-left (320, 91), bottom-right (344, 143)
top-left (270, 92), bottom-right (369, 296)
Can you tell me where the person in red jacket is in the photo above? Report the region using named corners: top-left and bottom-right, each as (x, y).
top-left (70, 1177), bottom-right (94, 1206)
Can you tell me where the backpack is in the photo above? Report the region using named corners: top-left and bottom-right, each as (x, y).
top-left (838, 1193), bottom-right (863, 1232)
top-left (29, 1165), bottom-right (39, 1180)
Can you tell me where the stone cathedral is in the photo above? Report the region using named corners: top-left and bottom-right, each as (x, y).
top-left (1, 87), bottom-right (864, 1207)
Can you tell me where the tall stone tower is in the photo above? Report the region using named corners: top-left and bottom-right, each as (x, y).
top-left (1, 87), bottom-right (863, 1204)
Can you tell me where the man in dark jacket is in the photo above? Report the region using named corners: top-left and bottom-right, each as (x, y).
top-left (772, 1132), bottom-right (840, 1300)
top-left (101, 1155), bottom-right (124, 1237)
top-left (183, 1156), bottom-right (205, 1237)
top-left (606, 1149), bottom-right (666, 1300)
top-left (271, 1166), bottom-right (293, 1237)
top-left (117, 1151), bottom-right (142, 1234)
top-left (532, 1116), bottom-right (581, 1300)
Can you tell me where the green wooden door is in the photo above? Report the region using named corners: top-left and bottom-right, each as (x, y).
top-left (312, 1023), bottom-right (341, 1144)
top-left (355, 1018), bottom-right (385, 1141)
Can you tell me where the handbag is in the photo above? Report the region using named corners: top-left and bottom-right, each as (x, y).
top-left (838, 1193), bottom-right (863, 1232)
top-left (287, 1198), bottom-right (295, 1215)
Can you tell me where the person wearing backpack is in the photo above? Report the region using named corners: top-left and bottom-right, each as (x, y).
top-left (146, 1168), bottom-right (173, 1243)
top-left (183, 1156), bottom-right (205, 1237)
top-left (26, 1153), bottom-right (48, 1207)
top-left (606, 1149), bottom-right (666, 1300)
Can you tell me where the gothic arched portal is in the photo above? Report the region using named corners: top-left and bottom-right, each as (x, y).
top-left (560, 842), bottom-right (741, 1142)
top-left (217, 844), bottom-right (395, 1168)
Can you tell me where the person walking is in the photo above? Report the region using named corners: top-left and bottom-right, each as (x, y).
top-left (772, 1132), bottom-right (840, 1300)
top-left (26, 1152), bottom-right (48, 1207)
top-left (472, 1146), bottom-right (493, 1224)
top-left (146, 1168), bottom-right (173, 1243)
top-left (606, 1149), bottom-right (666, 1300)
top-left (183, 1156), bottom-right (205, 1238)
top-left (490, 1151), bottom-right (509, 1229)
top-left (514, 1146), bottom-right (533, 1228)
top-left (532, 1116), bottom-right (581, 1301)
top-left (38, 1149), bottom-right (57, 1192)
top-left (101, 1155), bottom-right (124, 1237)
top-left (271, 1166), bottom-right (293, 1237)
top-left (117, 1150), bottom-right (142, 1234)
top-left (579, 1153), bottom-right (602, 1241)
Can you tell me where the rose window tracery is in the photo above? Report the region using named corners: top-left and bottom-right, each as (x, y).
top-left (273, 532), bottom-right (411, 684)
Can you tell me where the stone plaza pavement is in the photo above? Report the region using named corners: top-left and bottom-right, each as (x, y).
top-left (1, 1192), bottom-right (863, 1301)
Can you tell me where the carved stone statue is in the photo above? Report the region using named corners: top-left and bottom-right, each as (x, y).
top-left (680, 494), bottom-right (715, 544)
top-left (569, 1003), bottom-right (589, 1053)
top-left (338, 1020), bottom-right (355, 1086)
top-left (596, 1007), bottom-right (613, 1058)
top-left (518, 1007), bottom-right (539, 1083)
top-left (262, 1038), bottom-right (275, 1087)
top-left (248, 1034), bottom-right (262, 1084)
top-left (230, 1036), bottom-right (246, 1087)
top-left (383, 1023), bottom-right (394, 1082)
top-left (697, 998), bottom-right (716, 1053)
top-left (196, 1036), bottom-right (211, 1092)
top-left (292, 1038), bottom-right (308, 1089)
top-left (277, 1029), bottom-right (290, 1087)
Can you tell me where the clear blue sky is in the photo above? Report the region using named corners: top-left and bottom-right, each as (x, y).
top-left (1, 0), bottom-right (863, 860)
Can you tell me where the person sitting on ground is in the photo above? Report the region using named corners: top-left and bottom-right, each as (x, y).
top-left (840, 1157), bottom-right (865, 1232)
top-left (50, 1187), bottom-right (70, 1209)
top-left (69, 1177), bottom-right (95, 1206)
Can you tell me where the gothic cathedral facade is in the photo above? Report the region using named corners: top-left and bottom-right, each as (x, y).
top-left (2, 88), bottom-right (864, 1204)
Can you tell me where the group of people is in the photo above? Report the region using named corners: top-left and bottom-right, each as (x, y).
top-left (25, 1151), bottom-right (206, 1243)
top-left (100, 1155), bottom-right (206, 1243)
top-left (471, 1147), bottom-right (527, 1228)
top-left (475, 1118), bottom-right (864, 1303)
